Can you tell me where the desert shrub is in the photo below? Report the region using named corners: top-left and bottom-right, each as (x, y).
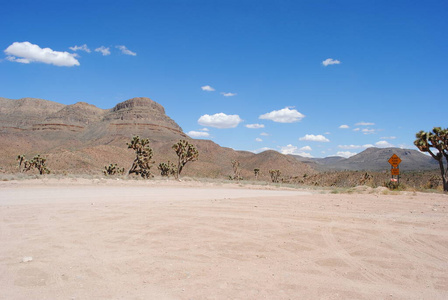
top-left (103, 164), bottom-right (125, 176)
top-left (17, 154), bottom-right (50, 175)
top-left (158, 161), bottom-right (176, 177)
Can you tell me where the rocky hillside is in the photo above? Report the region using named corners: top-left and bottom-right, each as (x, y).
top-left (0, 97), bottom-right (314, 180)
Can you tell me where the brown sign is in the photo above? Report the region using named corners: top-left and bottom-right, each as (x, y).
top-left (391, 168), bottom-right (400, 175)
top-left (388, 154), bottom-right (402, 167)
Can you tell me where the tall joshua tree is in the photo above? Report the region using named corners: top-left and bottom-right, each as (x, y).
top-left (127, 136), bottom-right (154, 178)
top-left (172, 140), bottom-right (199, 179)
top-left (231, 160), bottom-right (241, 181)
top-left (414, 127), bottom-right (448, 191)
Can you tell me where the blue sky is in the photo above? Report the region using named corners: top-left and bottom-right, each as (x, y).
top-left (1, 0), bottom-right (447, 158)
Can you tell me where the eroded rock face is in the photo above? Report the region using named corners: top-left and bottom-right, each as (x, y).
top-left (1, 96), bottom-right (184, 134)
top-left (112, 97), bottom-right (165, 113)
top-left (104, 97), bottom-right (183, 132)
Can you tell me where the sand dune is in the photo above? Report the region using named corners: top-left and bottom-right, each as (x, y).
top-left (1, 179), bottom-right (447, 299)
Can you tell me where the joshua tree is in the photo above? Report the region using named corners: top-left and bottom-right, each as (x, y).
top-left (104, 163), bottom-right (125, 176)
top-left (32, 155), bottom-right (51, 175)
top-left (414, 127), bottom-right (448, 191)
top-left (269, 169), bottom-right (281, 183)
top-left (172, 140), bottom-right (199, 179)
top-left (254, 168), bottom-right (260, 180)
top-left (17, 154), bottom-right (50, 175)
top-left (158, 161), bottom-right (176, 177)
top-left (127, 136), bottom-right (154, 178)
top-left (231, 160), bottom-right (242, 181)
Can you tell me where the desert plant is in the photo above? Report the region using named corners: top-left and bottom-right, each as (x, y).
top-left (17, 155), bottom-right (25, 172)
top-left (17, 154), bottom-right (50, 174)
top-left (172, 140), bottom-right (199, 179)
top-left (269, 169), bottom-right (281, 183)
top-left (231, 160), bottom-right (242, 181)
top-left (158, 161), bottom-right (176, 177)
top-left (254, 168), bottom-right (260, 180)
top-left (32, 155), bottom-right (50, 175)
top-left (103, 163), bottom-right (125, 176)
top-left (414, 127), bottom-right (448, 191)
top-left (127, 136), bottom-right (154, 178)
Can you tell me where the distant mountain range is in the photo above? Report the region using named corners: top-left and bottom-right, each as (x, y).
top-left (291, 147), bottom-right (438, 171)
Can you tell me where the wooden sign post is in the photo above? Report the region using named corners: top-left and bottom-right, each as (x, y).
top-left (388, 154), bottom-right (402, 184)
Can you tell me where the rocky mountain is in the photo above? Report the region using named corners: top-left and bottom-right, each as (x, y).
top-left (0, 97), bottom-right (314, 179)
top-left (291, 147), bottom-right (438, 171)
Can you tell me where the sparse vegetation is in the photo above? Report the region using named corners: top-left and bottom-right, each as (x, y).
top-left (172, 140), bottom-right (199, 179)
top-left (17, 154), bottom-right (50, 175)
top-left (254, 168), bottom-right (260, 180)
top-left (414, 127), bottom-right (448, 191)
top-left (158, 161), bottom-right (176, 177)
top-left (127, 136), bottom-right (154, 178)
top-left (103, 163), bottom-right (125, 176)
top-left (269, 169), bottom-right (281, 183)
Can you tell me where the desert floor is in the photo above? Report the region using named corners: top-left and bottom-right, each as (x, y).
top-left (0, 178), bottom-right (447, 300)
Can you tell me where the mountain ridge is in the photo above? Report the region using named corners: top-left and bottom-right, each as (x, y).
top-left (291, 147), bottom-right (438, 171)
top-left (0, 97), bottom-right (315, 179)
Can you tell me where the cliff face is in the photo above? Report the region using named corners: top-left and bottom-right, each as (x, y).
top-left (0, 97), bottom-right (186, 140)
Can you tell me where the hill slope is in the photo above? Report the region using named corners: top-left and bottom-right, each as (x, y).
top-left (0, 97), bottom-right (314, 180)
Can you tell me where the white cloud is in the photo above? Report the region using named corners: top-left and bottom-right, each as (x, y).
top-left (297, 152), bottom-right (313, 158)
top-left (375, 140), bottom-right (394, 148)
top-left (353, 128), bottom-right (360, 131)
top-left (356, 122), bottom-right (375, 126)
top-left (259, 107), bottom-right (305, 123)
top-left (95, 46), bottom-right (110, 56)
top-left (322, 58), bottom-right (341, 66)
top-left (338, 144), bottom-right (374, 149)
top-left (299, 134), bottom-right (330, 142)
top-left (221, 92), bottom-right (237, 97)
top-left (116, 45), bottom-right (137, 56)
top-left (4, 41), bottom-right (80, 67)
top-left (198, 113), bottom-right (242, 128)
top-left (201, 85), bottom-right (215, 92)
top-left (187, 131), bottom-right (210, 138)
top-left (362, 128), bottom-right (376, 134)
top-left (336, 151), bottom-right (357, 158)
top-left (380, 136), bottom-right (397, 140)
top-left (255, 138), bottom-right (263, 142)
top-left (246, 123), bottom-right (265, 129)
top-left (201, 128), bottom-right (209, 132)
top-left (339, 125), bottom-right (350, 129)
top-left (299, 146), bottom-right (312, 151)
top-left (279, 144), bottom-right (297, 154)
top-left (69, 44), bottom-right (91, 53)
top-left (260, 132), bottom-right (269, 136)
top-left (279, 144), bottom-right (313, 157)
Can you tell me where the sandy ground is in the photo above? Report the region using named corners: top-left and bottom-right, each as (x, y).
top-left (0, 178), bottom-right (447, 300)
